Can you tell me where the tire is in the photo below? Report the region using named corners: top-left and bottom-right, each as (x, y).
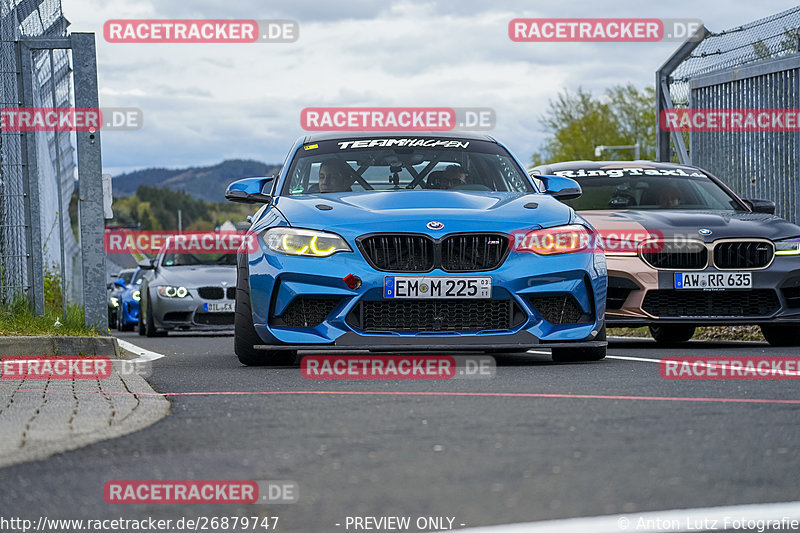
top-left (551, 325), bottom-right (607, 362)
top-left (649, 325), bottom-right (696, 345)
top-left (235, 258), bottom-right (295, 366)
top-left (137, 306), bottom-right (145, 336)
top-left (760, 324), bottom-right (800, 347)
top-left (108, 309), bottom-right (117, 330)
top-left (144, 296), bottom-right (167, 337)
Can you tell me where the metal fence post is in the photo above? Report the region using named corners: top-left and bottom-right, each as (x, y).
top-left (655, 26), bottom-right (709, 163)
top-left (71, 33), bottom-right (107, 331)
top-left (15, 40), bottom-right (44, 315)
top-left (47, 49), bottom-right (68, 322)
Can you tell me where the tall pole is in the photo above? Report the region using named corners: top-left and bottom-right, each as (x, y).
top-left (72, 33), bottom-right (107, 331)
top-left (48, 49), bottom-right (68, 321)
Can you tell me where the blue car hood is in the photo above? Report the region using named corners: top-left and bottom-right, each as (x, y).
top-left (273, 191), bottom-right (573, 235)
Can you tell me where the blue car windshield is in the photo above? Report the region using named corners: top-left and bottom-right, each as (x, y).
top-left (283, 138), bottom-right (534, 195)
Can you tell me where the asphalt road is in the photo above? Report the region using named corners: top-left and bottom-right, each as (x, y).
top-left (1, 331), bottom-right (799, 532)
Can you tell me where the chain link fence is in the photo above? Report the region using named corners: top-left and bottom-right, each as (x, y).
top-left (1, 0), bottom-right (80, 309)
top-left (657, 7), bottom-right (800, 223)
top-left (669, 6), bottom-right (800, 105)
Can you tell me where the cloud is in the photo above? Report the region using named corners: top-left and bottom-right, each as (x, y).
top-left (65, 0), bottom-right (795, 176)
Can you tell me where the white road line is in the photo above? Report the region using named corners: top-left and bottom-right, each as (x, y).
top-left (606, 355), bottom-right (800, 377)
top-left (607, 355), bottom-right (663, 364)
top-left (116, 339), bottom-right (166, 363)
top-left (453, 500), bottom-right (800, 533)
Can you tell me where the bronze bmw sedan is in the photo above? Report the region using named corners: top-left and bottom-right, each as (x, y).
top-left (530, 161), bottom-right (800, 346)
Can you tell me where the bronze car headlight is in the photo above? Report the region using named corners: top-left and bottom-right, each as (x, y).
top-left (775, 237), bottom-right (800, 256)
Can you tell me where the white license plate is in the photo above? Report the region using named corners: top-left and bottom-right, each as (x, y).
top-left (384, 276), bottom-right (492, 298)
top-left (204, 302), bottom-right (234, 312)
top-left (674, 271), bottom-right (752, 290)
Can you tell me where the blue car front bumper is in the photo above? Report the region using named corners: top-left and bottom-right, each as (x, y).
top-left (246, 243), bottom-right (607, 351)
top-left (119, 298), bottom-right (139, 327)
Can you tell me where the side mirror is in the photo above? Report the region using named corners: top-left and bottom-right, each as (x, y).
top-left (534, 175), bottom-right (582, 200)
top-left (138, 258), bottom-right (155, 270)
top-left (743, 198), bottom-right (775, 215)
top-left (114, 278), bottom-right (127, 288)
top-left (225, 176), bottom-right (274, 204)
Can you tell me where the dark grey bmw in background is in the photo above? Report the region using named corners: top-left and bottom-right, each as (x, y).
top-left (531, 161), bottom-right (800, 346)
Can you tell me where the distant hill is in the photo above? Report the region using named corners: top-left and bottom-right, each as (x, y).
top-left (111, 159), bottom-right (282, 202)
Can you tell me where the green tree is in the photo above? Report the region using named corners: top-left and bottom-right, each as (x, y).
top-left (109, 185), bottom-right (254, 231)
top-left (531, 84), bottom-right (656, 166)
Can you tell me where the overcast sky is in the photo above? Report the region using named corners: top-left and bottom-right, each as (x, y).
top-left (64, 0), bottom-right (797, 176)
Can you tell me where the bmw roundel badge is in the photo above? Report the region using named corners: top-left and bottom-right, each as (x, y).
top-left (427, 221), bottom-right (444, 230)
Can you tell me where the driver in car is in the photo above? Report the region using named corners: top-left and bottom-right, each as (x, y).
top-left (657, 185), bottom-right (682, 208)
top-left (442, 164), bottom-right (469, 189)
top-left (318, 159), bottom-right (355, 193)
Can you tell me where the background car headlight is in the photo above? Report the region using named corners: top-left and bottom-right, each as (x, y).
top-left (131, 290), bottom-right (141, 301)
top-left (775, 237), bottom-right (800, 256)
top-left (110, 297), bottom-right (120, 307)
top-left (263, 228), bottom-right (351, 257)
top-left (516, 225), bottom-right (594, 255)
top-left (157, 286), bottom-right (189, 298)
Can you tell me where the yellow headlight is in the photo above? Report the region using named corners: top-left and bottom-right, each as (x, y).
top-left (265, 228), bottom-right (351, 257)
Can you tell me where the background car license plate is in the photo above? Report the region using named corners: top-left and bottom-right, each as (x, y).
top-left (674, 272), bottom-right (752, 289)
top-left (384, 276), bottom-right (492, 298)
top-left (204, 302), bottom-right (234, 312)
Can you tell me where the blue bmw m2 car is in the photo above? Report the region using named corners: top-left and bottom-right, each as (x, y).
top-left (225, 132), bottom-right (607, 366)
